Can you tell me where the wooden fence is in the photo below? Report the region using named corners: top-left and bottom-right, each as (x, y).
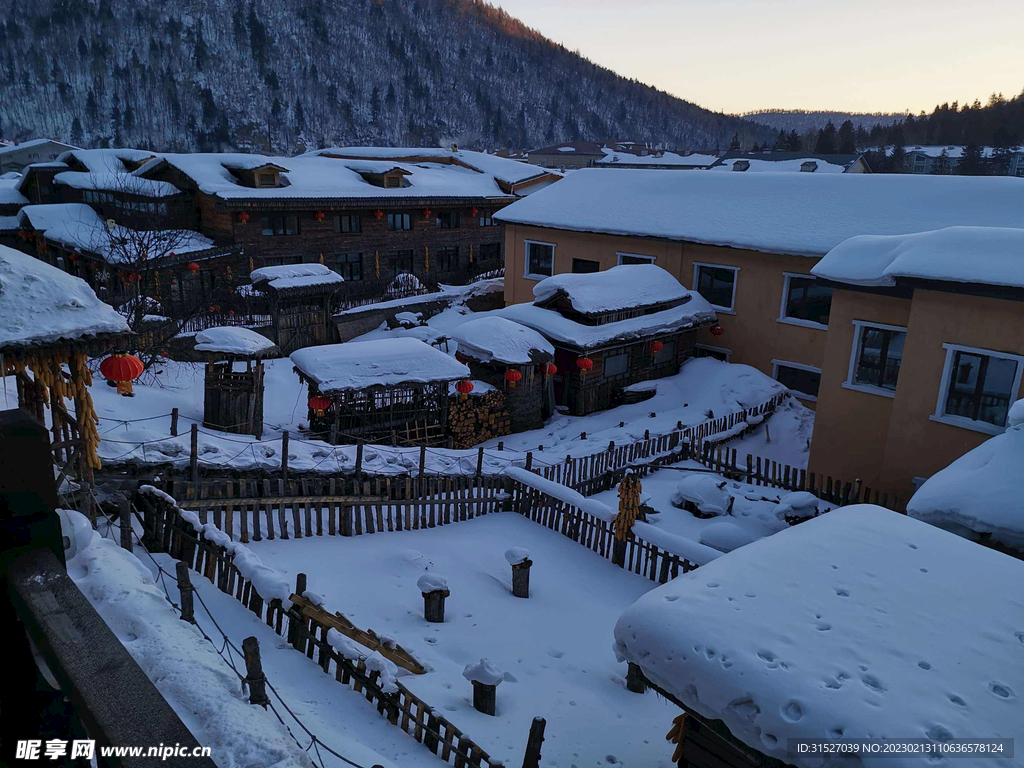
top-left (135, 488), bottom-right (504, 768)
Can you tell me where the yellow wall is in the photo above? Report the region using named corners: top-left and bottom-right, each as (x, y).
top-left (810, 287), bottom-right (1024, 495)
top-left (503, 224), bottom-right (829, 396)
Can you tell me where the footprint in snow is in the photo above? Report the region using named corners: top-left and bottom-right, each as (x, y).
top-left (988, 682), bottom-right (1013, 699)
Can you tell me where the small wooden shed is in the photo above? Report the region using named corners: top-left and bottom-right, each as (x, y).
top-left (250, 263), bottom-right (345, 353)
top-left (290, 337), bottom-right (470, 446)
top-left (194, 326), bottom-right (280, 438)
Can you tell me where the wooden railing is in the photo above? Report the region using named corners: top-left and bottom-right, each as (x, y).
top-left (135, 487), bottom-right (504, 768)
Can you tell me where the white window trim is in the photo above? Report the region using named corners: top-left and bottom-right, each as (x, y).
top-left (692, 262), bottom-right (739, 314)
top-left (694, 344), bottom-right (731, 362)
top-left (843, 320), bottom-right (907, 399)
top-left (777, 272), bottom-right (829, 330)
top-left (616, 252), bottom-right (656, 265)
top-left (523, 239), bottom-right (556, 281)
top-left (771, 358), bottom-right (821, 402)
top-left (930, 342), bottom-right (1024, 436)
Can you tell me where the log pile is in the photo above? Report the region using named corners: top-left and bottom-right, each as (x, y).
top-left (448, 390), bottom-right (510, 449)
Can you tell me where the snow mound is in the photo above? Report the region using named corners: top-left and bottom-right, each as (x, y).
top-left (698, 521), bottom-right (755, 552)
top-left (671, 474), bottom-right (731, 516)
top-left (364, 652), bottom-right (399, 694)
top-left (462, 658), bottom-right (504, 686)
top-left (0, 244), bottom-right (129, 348)
top-left (614, 506), bottom-right (1024, 768)
top-left (504, 547), bottom-right (531, 565)
top-left (908, 402), bottom-right (1024, 552)
top-left (250, 263), bottom-right (344, 291)
top-left (194, 326), bottom-right (278, 357)
top-left (533, 264), bottom-right (690, 314)
top-left (452, 316), bottom-right (554, 365)
top-left (772, 491), bottom-right (820, 521)
top-left (416, 573), bottom-right (449, 594)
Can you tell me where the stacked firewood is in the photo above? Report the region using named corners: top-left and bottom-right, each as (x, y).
top-left (448, 390), bottom-right (510, 448)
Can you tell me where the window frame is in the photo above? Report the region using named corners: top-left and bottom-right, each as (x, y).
top-left (692, 262), bottom-right (739, 314)
top-left (333, 214), bottom-right (361, 234)
top-left (694, 344), bottom-right (731, 362)
top-left (777, 272), bottom-right (832, 330)
top-left (435, 210), bottom-right (460, 230)
top-left (771, 359), bottom-right (822, 402)
top-left (930, 343), bottom-right (1024, 435)
top-left (387, 212), bottom-right (412, 231)
top-left (571, 258), bottom-right (600, 274)
top-left (332, 252), bottom-right (363, 281)
top-left (523, 239), bottom-right (556, 281)
top-left (843, 320), bottom-right (907, 399)
top-left (260, 214), bottom-right (300, 236)
top-left (616, 252), bottom-right (656, 266)
top-left (603, 350), bottom-right (631, 378)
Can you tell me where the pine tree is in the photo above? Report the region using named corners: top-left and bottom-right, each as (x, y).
top-left (837, 120), bottom-right (855, 153)
top-left (956, 143), bottom-right (985, 175)
top-left (786, 130), bottom-right (802, 151)
top-left (774, 129), bottom-right (787, 150)
top-left (815, 121), bottom-right (837, 153)
top-left (931, 148), bottom-right (951, 175)
top-left (729, 132), bottom-right (741, 150)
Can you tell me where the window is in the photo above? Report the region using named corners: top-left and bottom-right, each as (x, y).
top-left (435, 211), bottom-right (460, 229)
top-left (780, 274), bottom-right (832, 328)
top-left (572, 258), bottom-right (600, 274)
top-left (933, 344), bottom-right (1024, 433)
top-left (525, 241), bottom-right (554, 279)
top-left (434, 246), bottom-right (459, 272)
top-left (478, 243), bottom-right (500, 261)
top-left (617, 253), bottom-right (655, 265)
top-left (773, 360), bottom-right (821, 401)
top-left (847, 322), bottom-right (905, 395)
top-left (653, 340), bottom-right (676, 366)
top-left (693, 263), bottom-right (738, 312)
top-left (389, 250), bottom-right (415, 277)
top-left (384, 175), bottom-right (402, 189)
top-left (479, 212), bottom-right (496, 226)
top-left (257, 172), bottom-right (278, 187)
top-left (334, 214), bottom-right (360, 234)
top-left (261, 214), bottom-right (299, 236)
top-left (694, 345), bottom-right (730, 362)
top-left (604, 351), bottom-right (630, 378)
top-left (332, 252), bottom-right (362, 281)
top-left (387, 212), bottom-right (411, 231)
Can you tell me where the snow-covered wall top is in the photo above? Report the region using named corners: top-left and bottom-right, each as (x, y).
top-left (250, 262), bottom-right (345, 291)
top-left (533, 264), bottom-right (690, 314)
top-left (451, 316), bottom-right (554, 365)
top-left (290, 338), bottom-right (470, 393)
top-left (614, 506), bottom-right (1024, 768)
top-left (494, 169), bottom-right (1024, 257)
top-left (908, 399), bottom-right (1024, 551)
top-left (0, 245), bottom-right (129, 348)
top-left (811, 226), bottom-right (1024, 289)
top-left (194, 327), bottom-right (278, 357)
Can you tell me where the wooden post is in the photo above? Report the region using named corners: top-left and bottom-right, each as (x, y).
top-left (281, 430), bottom-right (289, 483)
top-left (511, 558), bottom-right (532, 598)
top-left (119, 496), bottom-right (133, 552)
top-left (241, 636), bottom-right (270, 708)
top-left (176, 561), bottom-right (195, 624)
top-left (476, 447), bottom-right (484, 477)
top-left (354, 440), bottom-right (364, 479)
top-left (170, 407), bottom-right (179, 437)
top-left (390, 429), bottom-right (397, 447)
top-left (522, 716), bottom-right (546, 768)
top-left (423, 588), bottom-right (448, 623)
top-left (525, 452), bottom-right (533, 472)
top-left (611, 537), bottom-right (627, 568)
top-left (419, 445), bottom-right (427, 477)
top-left (190, 423), bottom-right (199, 490)
top-left (626, 662), bottom-right (647, 693)
top-left (471, 681), bottom-right (497, 716)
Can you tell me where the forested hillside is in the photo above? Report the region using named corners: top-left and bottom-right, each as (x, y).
top-left (741, 109), bottom-right (906, 133)
top-left (0, 0), bottom-right (774, 152)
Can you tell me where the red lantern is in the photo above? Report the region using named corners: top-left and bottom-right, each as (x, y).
top-left (423, 208), bottom-right (433, 219)
top-left (470, 207), bottom-right (479, 217)
top-left (710, 324), bottom-right (724, 337)
top-left (99, 353), bottom-right (144, 397)
top-left (504, 369), bottom-right (523, 389)
top-left (374, 209), bottom-right (384, 220)
top-left (314, 211), bottom-right (326, 222)
top-left (455, 380), bottom-right (475, 400)
top-left (187, 262), bottom-right (200, 273)
top-left (208, 306), bottom-right (216, 313)
top-left (455, 352), bottom-right (471, 364)
top-left (237, 212), bottom-right (250, 224)
top-left (228, 310), bottom-right (235, 317)
top-left (68, 253), bottom-right (78, 263)
top-left (650, 340), bottom-right (664, 354)
top-left (308, 395), bottom-right (331, 416)
top-left (576, 357), bottom-right (594, 373)
top-left (543, 362), bottom-right (558, 377)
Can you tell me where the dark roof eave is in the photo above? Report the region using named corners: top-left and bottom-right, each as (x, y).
top-left (214, 195), bottom-right (516, 210)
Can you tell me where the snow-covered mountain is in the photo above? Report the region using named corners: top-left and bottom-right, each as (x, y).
top-left (0, 0), bottom-right (773, 152)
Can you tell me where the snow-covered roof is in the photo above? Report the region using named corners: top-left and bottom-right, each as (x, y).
top-left (451, 316), bottom-right (554, 365)
top-left (597, 150), bottom-right (718, 167)
top-left (494, 169), bottom-right (1024, 257)
top-left (0, 179), bottom-right (28, 206)
top-left (711, 156), bottom-right (848, 173)
top-left (533, 264), bottom-right (690, 314)
top-left (17, 204), bottom-right (214, 264)
top-left (0, 138), bottom-right (74, 155)
top-left (54, 148), bottom-right (178, 198)
top-left (290, 338), bottom-right (470, 393)
top-left (250, 263), bottom-right (345, 291)
top-left (194, 327), bottom-right (279, 358)
top-left (908, 400), bottom-right (1024, 551)
top-left (497, 294), bottom-right (715, 350)
top-left (614, 506), bottom-right (1024, 768)
top-left (0, 244), bottom-right (129, 349)
top-left (812, 226), bottom-right (1024, 289)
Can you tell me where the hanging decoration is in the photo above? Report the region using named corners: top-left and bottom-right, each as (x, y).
top-left (650, 340), bottom-right (664, 354)
top-left (374, 250), bottom-right (380, 278)
top-left (455, 380), bottom-right (474, 401)
top-left (543, 363), bottom-right (558, 377)
top-left (710, 324), bottom-right (724, 337)
top-left (99, 353), bottom-right (144, 397)
top-left (468, 243), bottom-right (473, 264)
top-left (308, 395), bottom-right (331, 416)
top-left (153, 269), bottom-right (160, 292)
top-left (576, 357), bottom-right (594, 377)
top-left (318, 253), bottom-right (325, 265)
top-left (187, 262), bottom-right (200, 273)
top-left (237, 212), bottom-right (250, 224)
top-left (504, 369), bottom-right (523, 389)
top-left (455, 352), bottom-right (470, 364)
top-left (423, 208), bottom-right (433, 219)
top-left (374, 209), bottom-right (384, 220)
top-left (470, 207), bottom-right (478, 217)
top-left (226, 265), bottom-right (233, 283)
top-left (424, 246), bottom-right (430, 274)
top-left (314, 211), bottom-right (326, 222)
top-left (249, 256), bottom-right (255, 273)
